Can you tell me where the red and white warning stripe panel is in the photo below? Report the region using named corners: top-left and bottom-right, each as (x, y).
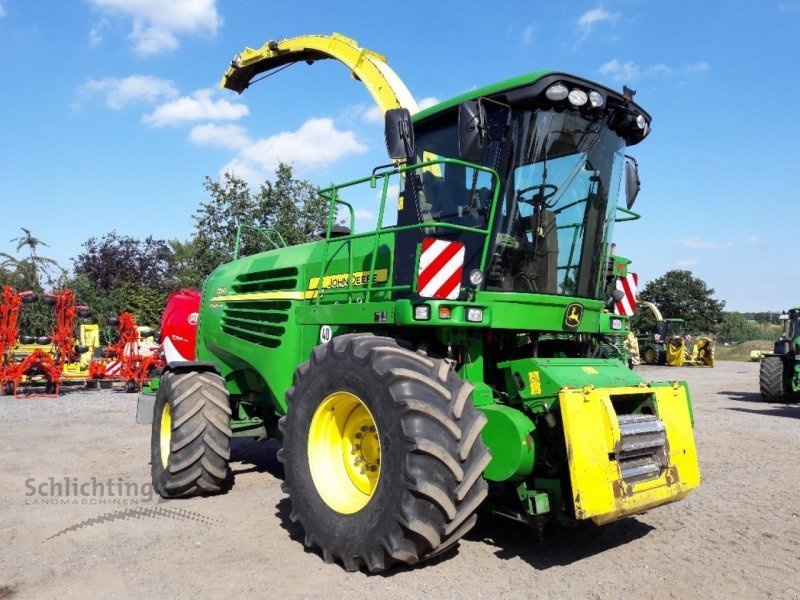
top-left (614, 272), bottom-right (638, 316)
top-left (417, 238), bottom-right (465, 300)
top-left (104, 360), bottom-right (122, 377)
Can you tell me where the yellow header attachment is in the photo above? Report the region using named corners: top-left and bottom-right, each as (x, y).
top-left (221, 32), bottom-right (419, 115)
top-left (560, 382), bottom-right (701, 524)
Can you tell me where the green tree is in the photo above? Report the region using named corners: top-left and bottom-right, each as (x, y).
top-left (0, 228), bottom-right (67, 336)
top-left (716, 312), bottom-right (760, 344)
top-left (633, 269), bottom-right (726, 334)
top-left (188, 164), bottom-right (327, 281)
top-left (70, 232), bottom-right (177, 338)
top-left (1, 227), bottom-right (66, 290)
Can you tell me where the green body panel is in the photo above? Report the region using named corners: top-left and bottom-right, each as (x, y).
top-left (198, 233), bottom-right (395, 415)
top-left (477, 404), bottom-right (536, 481)
top-left (498, 357), bottom-right (643, 404)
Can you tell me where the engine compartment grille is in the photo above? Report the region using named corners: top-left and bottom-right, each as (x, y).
top-left (615, 413), bottom-right (667, 484)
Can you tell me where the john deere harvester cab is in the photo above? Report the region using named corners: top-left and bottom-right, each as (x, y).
top-left (759, 308), bottom-right (800, 402)
top-left (148, 34), bottom-right (700, 574)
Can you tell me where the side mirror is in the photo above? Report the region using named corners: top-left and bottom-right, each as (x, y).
top-left (606, 288), bottom-right (625, 310)
top-left (458, 100), bottom-right (485, 163)
top-left (624, 157), bottom-right (641, 209)
top-left (384, 108), bottom-right (415, 161)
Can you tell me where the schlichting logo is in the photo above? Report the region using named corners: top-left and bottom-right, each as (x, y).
top-left (24, 476), bottom-right (155, 506)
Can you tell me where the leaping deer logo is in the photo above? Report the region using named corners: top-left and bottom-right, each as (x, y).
top-left (564, 303), bottom-right (583, 328)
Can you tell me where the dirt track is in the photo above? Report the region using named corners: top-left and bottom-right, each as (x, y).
top-left (1, 361), bottom-right (799, 599)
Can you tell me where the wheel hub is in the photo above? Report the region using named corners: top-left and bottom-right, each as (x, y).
top-left (159, 403), bottom-right (171, 468)
top-left (308, 391), bottom-right (381, 514)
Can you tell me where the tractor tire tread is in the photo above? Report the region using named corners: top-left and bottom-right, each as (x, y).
top-left (282, 334), bottom-right (489, 573)
top-left (151, 370), bottom-right (231, 499)
top-left (759, 355), bottom-right (783, 402)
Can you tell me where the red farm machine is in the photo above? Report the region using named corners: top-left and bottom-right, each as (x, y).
top-left (89, 311), bottom-right (162, 392)
top-left (0, 286), bottom-right (92, 396)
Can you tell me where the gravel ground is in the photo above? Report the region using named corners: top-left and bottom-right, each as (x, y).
top-left (1, 361), bottom-right (799, 600)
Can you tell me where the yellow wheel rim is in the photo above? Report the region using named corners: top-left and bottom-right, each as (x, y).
top-left (308, 391), bottom-right (381, 514)
top-left (159, 403), bottom-right (171, 469)
top-left (645, 347), bottom-right (655, 364)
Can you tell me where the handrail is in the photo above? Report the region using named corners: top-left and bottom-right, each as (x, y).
top-left (312, 158), bottom-right (500, 304)
top-left (233, 224), bottom-right (286, 260)
top-left (615, 206), bottom-right (641, 223)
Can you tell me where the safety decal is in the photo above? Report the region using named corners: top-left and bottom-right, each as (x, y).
top-left (614, 272), bottom-right (638, 316)
top-left (528, 371), bottom-right (542, 395)
top-left (319, 325), bottom-right (332, 344)
top-left (417, 238), bottom-right (465, 300)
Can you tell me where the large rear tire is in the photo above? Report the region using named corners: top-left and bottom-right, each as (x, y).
top-left (642, 345), bottom-right (662, 365)
top-left (151, 370), bottom-right (232, 498)
top-left (280, 333), bottom-right (490, 573)
top-left (759, 355), bottom-right (784, 402)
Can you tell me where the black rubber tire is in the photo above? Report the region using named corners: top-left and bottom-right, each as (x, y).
top-left (279, 333), bottom-right (491, 573)
top-left (125, 380), bottom-right (140, 393)
top-left (642, 345), bottom-right (657, 365)
top-left (759, 355), bottom-right (784, 402)
top-left (151, 370), bottom-right (232, 498)
top-left (654, 348), bottom-right (666, 365)
top-left (3, 382), bottom-right (14, 395)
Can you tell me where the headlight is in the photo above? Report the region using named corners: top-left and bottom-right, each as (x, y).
top-left (610, 317), bottom-right (623, 331)
top-left (468, 269), bottom-right (484, 286)
top-left (545, 83), bottom-right (569, 101)
top-left (635, 114), bottom-right (647, 129)
top-left (589, 90), bottom-right (604, 108)
top-left (414, 305), bottom-right (430, 321)
top-left (568, 89), bottom-right (588, 107)
top-left (466, 308), bottom-right (484, 323)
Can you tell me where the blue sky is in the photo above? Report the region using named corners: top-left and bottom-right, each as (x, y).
top-left (0, 1), bottom-right (797, 312)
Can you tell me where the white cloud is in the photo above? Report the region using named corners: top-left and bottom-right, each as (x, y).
top-left (75, 75), bottom-right (178, 110)
top-left (0, 2), bottom-right (6, 18)
top-left (577, 7), bottom-right (619, 43)
top-left (362, 105), bottom-right (382, 124)
top-left (417, 96), bottom-right (441, 111)
top-left (521, 25), bottom-right (535, 45)
top-left (598, 59), bottom-right (640, 82)
top-left (89, 22), bottom-right (106, 48)
top-left (355, 208), bottom-right (376, 221)
top-left (679, 238), bottom-right (735, 250)
top-left (647, 64), bottom-right (673, 77)
top-left (676, 259), bottom-right (698, 268)
top-left (599, 59), bottom-right (709, 84)
top-left (361, 96), bottom-right (440, 123)
top-left (89, 0), bottom-right (221, 55)
top-left (189, 123), bottom-right (250, 150)
top-left (142, 88), bottom-right (248, 127)
top-left (220, 118), bottom-right (367, 182)
top-left (683, 62), bottom-right (710, 75)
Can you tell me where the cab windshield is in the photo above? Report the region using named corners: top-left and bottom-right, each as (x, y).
top-left (403, 107), bottom-right (626, 301)
top-left (486, 109), bottom-right (625, 298)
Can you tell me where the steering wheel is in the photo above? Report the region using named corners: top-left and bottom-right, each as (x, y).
top-left (516, 183), bottom-right (558, 205)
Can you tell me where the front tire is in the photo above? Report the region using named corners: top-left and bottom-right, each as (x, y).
top-left (759, 355), bottom-right (783, 402)
top-left (642, 345), bottom-right (657, 365)
top-left (280, 333), bottom-right (490, 573)
top-left (151, 370), bottom-right (232, 498)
